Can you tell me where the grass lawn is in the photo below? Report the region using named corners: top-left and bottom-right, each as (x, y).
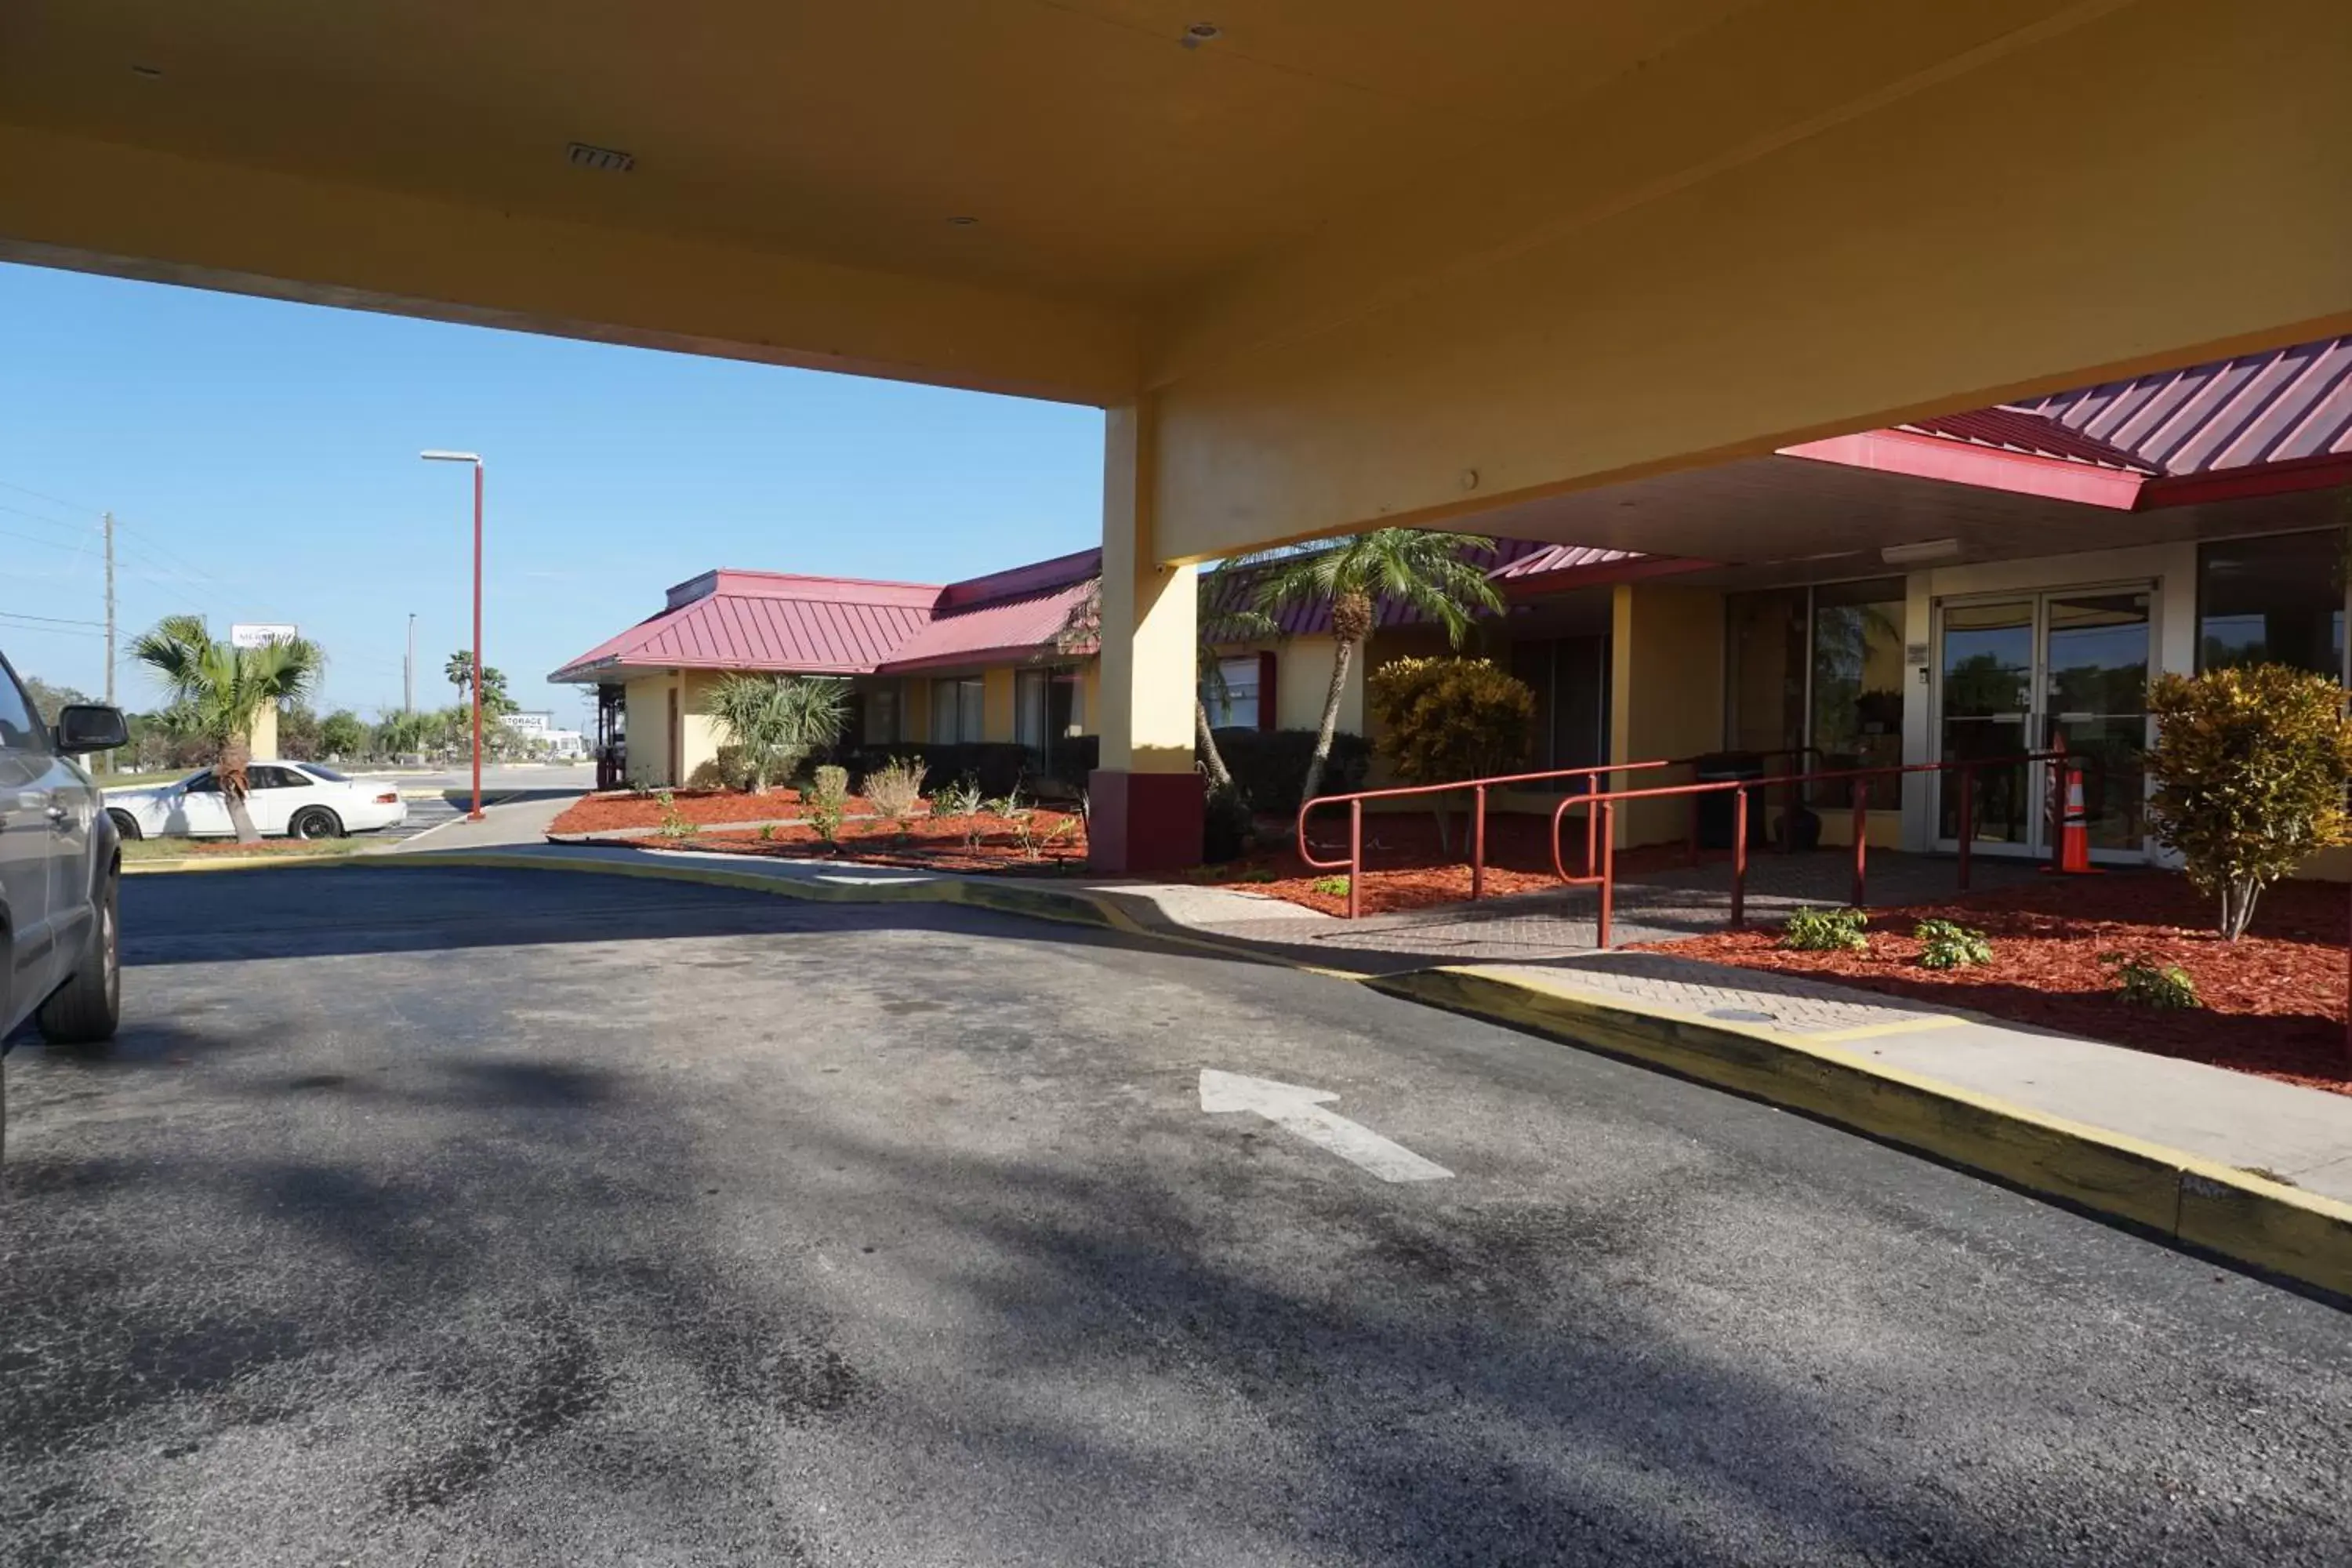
top-left (121, 837), bottom-right (368, 863)
top-left (90, 770), bottom-right (191, 789)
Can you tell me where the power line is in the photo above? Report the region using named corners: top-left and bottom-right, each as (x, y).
top-left (0, 524), bottom-right (101, 557)
top-left (0, 612), bottom-right (106, 637)
top-left (0, 608), bottom-right (106, 627)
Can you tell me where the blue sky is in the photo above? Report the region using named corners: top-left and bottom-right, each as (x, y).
top-left (0, 263), bottom-right (1104, 724)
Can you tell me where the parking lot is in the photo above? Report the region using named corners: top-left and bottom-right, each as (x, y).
top-left (4, 866), bottom-right (2349, 1566)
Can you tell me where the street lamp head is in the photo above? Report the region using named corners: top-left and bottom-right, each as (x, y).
top-left (419, 449), bottom-right (481, 464)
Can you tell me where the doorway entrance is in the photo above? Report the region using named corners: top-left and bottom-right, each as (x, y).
top-left (1933, 586), bottom-right (2152, 859)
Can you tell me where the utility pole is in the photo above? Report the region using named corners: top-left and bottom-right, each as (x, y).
top-left (405, 612), bottom-right (416, 715)
top-left (102, 511), bottom-right (116, 773)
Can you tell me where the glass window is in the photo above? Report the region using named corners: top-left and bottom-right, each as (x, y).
top-left (867, 685), bottom-right (898, 746)
top-left (1204, 655), bottom-right (1260, 729)
top-left (1726, 580), bottom-right (1905, 808)
top-left (930, 677), bottom-right (986, 743)
top-left (249, 766), bottom-right (306, 789)
top-left (0, 662), bottom-right (45, 753)
top-left (303, 764), bottom-right (351, 782)
top-left (185, 771), bottom-right (220, 793)
top-left (2198, 532), bottom-right (2346, 679)
top-left (1810, 579), bottom-right (1906, 807)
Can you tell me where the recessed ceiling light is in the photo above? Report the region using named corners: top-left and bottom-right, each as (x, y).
top-left (1182, 23), bottom-right (1221, 48)
top-left (947, 215), bottom-right (979, 227)
top-left (130, 64), bottom-right (164, 79)
top-left (564, 141), bottom-right (635, 174)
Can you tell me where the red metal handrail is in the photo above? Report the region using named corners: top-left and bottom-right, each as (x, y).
top-left (1294, 756), bottom-right (1704, 920)
top-left (1552, 748), bottom-right (2095, 946)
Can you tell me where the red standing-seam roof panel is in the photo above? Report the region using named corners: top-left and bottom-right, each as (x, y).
top-left (550, 570), bottom-right (938, 681)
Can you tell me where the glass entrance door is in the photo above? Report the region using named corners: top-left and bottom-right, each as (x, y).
top-left (1937, 601), bottom-right (2036, 847)
top-left (1936, 587), bottom-right (2151, 857)
top-left (2044, 592), bottom-right (2151, 851)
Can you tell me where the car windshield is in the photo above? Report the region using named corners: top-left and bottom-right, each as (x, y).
top-left (302, 764), bottom-right (352, 782)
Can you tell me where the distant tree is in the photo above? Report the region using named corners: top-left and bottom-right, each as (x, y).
top-left (130, 615), bottom-right (325, 843)
top-left (20, 676), bottom-right (94, 727)
top-left (318, 709), bottom-right (369, 758)
top-left (476, 664), bottom-right (517, 717)
top-left (445, 649), bottom-right (474, 702)
top-left (277, 702), bottom-right (323, 760)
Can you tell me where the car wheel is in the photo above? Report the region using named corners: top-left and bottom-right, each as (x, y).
top-left (106, 808), bottom-right (143, 841)
top-left (38, 875), bottom-right (120, 1047)
top-left (289, 806), bottom-right (344, 840)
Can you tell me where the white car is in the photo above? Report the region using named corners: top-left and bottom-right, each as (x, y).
top-left (103, 761), bottom-right (409, 842)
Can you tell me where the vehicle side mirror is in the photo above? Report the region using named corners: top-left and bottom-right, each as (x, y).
top-left (54, 704), bottom-right (130, 754)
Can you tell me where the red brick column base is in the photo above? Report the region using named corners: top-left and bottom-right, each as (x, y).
top-left (1086, 769), bottom-right (1203, 874)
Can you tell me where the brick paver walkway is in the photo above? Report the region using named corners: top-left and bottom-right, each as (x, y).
top-left (1155, 851), bottom-right (2048, 976)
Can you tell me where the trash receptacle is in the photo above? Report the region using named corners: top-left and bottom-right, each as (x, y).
top-left (1692, 752), bottom-right (1766, 850)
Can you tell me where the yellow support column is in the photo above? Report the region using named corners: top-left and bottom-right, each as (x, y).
top-left (1089, 400), bottom-right (1201, 873)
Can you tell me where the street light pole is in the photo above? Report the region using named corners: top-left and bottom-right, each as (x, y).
top-left (420, 451), bottom-right (485, 821)
top-left (404, 612), bottom-right (416, 716)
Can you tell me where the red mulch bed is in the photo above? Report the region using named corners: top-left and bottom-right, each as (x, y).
top-left (1192, 812), bottom-right (1675, 916)
top-left (1635, 875), bottom-right (2351, 1097)
top-left (586, 810), bottom-right (1087, 874)
top-left (550, 788), bottom-right (884, 835)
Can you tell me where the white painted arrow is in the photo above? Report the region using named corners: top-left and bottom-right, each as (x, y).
top-left (1198, 1070), bottom-right (1453, 1183)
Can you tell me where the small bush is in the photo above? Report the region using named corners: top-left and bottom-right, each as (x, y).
top-left (1366, 656), bottom-right (1534, 788)
top-left (2146, 664), bottom-right (2352, 940)
top-left (805, 765), bottom-right (850, 845)
top-left (655, 789), bottom-right (698, 841)
top-left (685, 743), bottom-right (750, 791)
top-left (2103, 952), bottom-right (2200, 1010)
top-left (1913, 919), bottom-right (1992, 970)
top-left (1780, 906), bottom-right (1867, 952)
top-left (1203, 783), bottom-right (1252, 862)
top-left (845, 742), bottom-right (1029, 799)
top-left (864, 755), bottom-right (928, 828)
top-left (757, 823), bottom-right (776, 842)
top-left (1212, 728), bottom-right (1374, 815)
top-left (1311, 875), bottom-right (1352, 898)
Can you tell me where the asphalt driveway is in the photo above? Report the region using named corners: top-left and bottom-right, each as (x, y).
top-left (3, 866), bottom-right (2349, 1566)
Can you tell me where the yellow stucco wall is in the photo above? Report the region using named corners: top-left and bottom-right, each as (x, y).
top-left (982, 668), bottom-right (1017, 744)
top-left (622, 674), bottom-right (670, 787)
top-left (1611, 583), bottom-right (1724, 847)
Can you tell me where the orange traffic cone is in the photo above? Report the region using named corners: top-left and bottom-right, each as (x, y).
top-left (2046, 759), bottom-right (2099, 876)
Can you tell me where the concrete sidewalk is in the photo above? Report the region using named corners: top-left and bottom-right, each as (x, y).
top-left (382, 839), bottom-right (2352, 1295)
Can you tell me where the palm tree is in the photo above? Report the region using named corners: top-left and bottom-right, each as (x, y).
top-left (1245, 529), bottom-right (1504, 803)
top-left (130, 615), bottom-right (326, 843)
top-left (445, 649), bottom-right (474, 702)
top-left (708, 673), bottom-right (849, 793)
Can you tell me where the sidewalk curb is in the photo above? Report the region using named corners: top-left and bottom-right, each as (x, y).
top-left (123, 851), bottom-right (380, 875)
top-left (368, 848), bottom-right (2352, 1302)
top-left (1372, 966), bottom-right (2352, 1301)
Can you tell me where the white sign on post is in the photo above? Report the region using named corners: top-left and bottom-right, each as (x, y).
top-left (230, 622), bottom-right (300, 649)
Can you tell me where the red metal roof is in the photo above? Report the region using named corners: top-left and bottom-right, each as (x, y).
top-left (876, 575), bottom-right (1099, 673)
top-left (2012, 336), bottom-right (2352, 476)
top-left (550, 569), bottom-right (938, 681)
top-left (1898, 407), bottom-right (2154, 473)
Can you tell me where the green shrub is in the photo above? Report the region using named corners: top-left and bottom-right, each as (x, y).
top-left (757, 822), bottom-right (776, 842)
top-left (1913, 919), bottom-right (1992, 970)
top-left (655, 789), bottom-right (698, 840)
top-left (1311, 874), bottom-right (1352, 898)
top-left (1366, 656), bottom-right (1534, 789)
top-left (709, 673), bottom-right (848, 793)
top-left (805, 765), bottom-right (850, 845)
top-left (2103, 953), bottom-right (2200, 1009)
top-left (2145, 665), bottom-right (2352, 940)
top-left (1780, 906), bottom-right (1867, 952)
top-left (1211, 728), bottom-right (1374, 815)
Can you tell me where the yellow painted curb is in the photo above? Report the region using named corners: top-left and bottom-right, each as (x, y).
top-left (123, 851), bottom-right (376, 875)
top-left (1371, 966), bottom-right (2352, 1300)
top-left (356, 848), bottom-right (2352, 1301)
